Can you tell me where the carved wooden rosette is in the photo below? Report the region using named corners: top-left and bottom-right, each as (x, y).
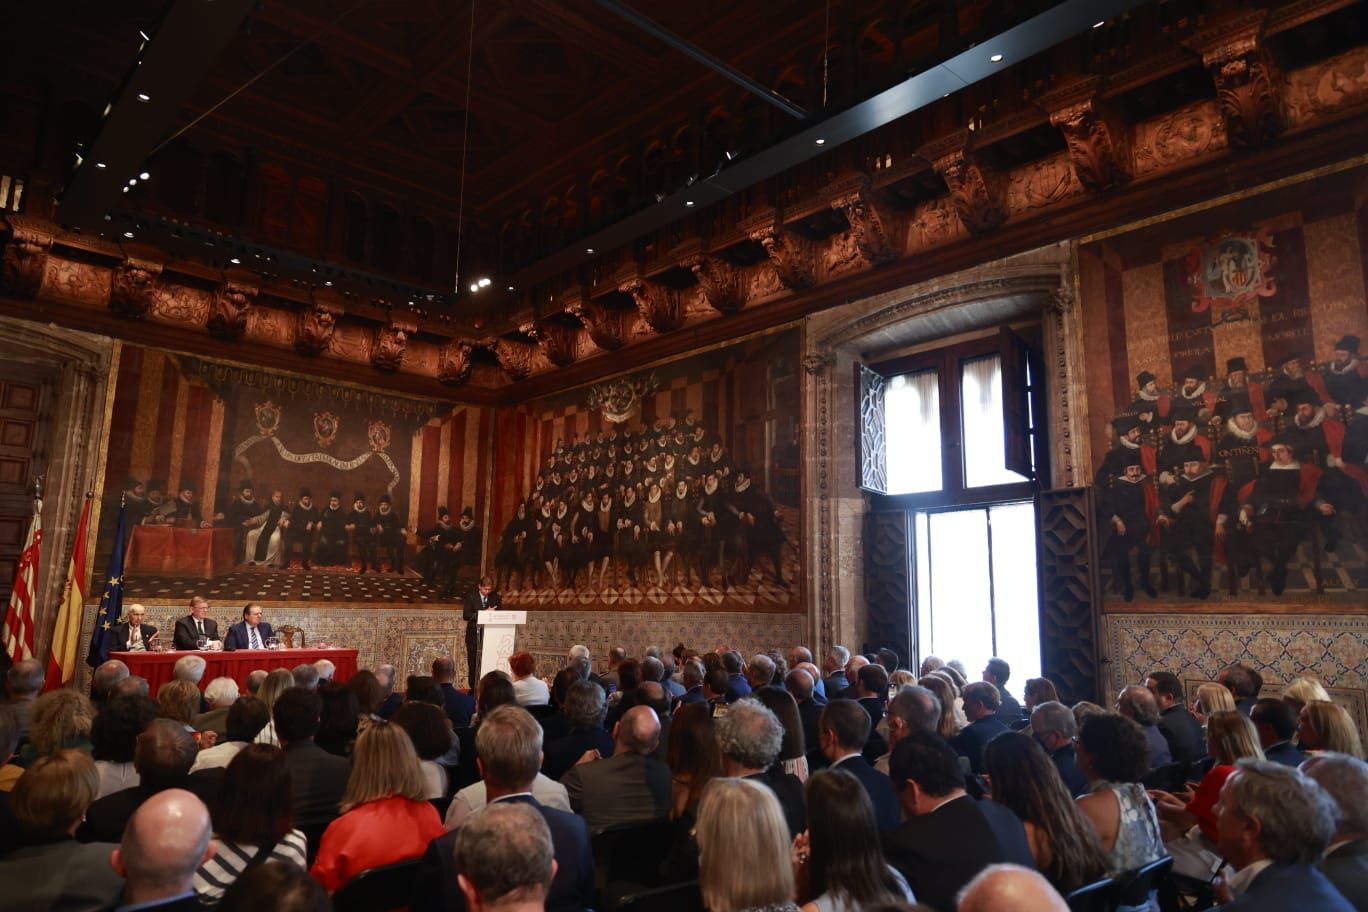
top-left (620, 278), bottom-right (684, 333)
top-left (206, 281), bottom-right (257, 339)
top-left (1049, 98), bottom-right (1132, 192)
top-left (931, 149), bottom-right (1009, 236)
top-left (525, 319), bottom-right (579, 366)
top-left (437, 339), bottom-right (475, 386)
top-left (295, 295), bottom-right (342, 355)
top-left (830, 184), bottom-right (897, 266)
top-left (566, 297), bottom-right (626, 351)
top-left (108, 257), bottom-right (164, 319)
top-left (682, 254), bottom-right (742, 314)
top-left (492, 337), bottom-right (536, 381)
top-left (0, 218), bottom-right (54, 300)
top-left (750, 226), bottom-right (816, 290)
top-left (369, 319), bottom-right (413, 371)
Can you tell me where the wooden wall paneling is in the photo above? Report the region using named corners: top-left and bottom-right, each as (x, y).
top-left (1035, 486), bottom-right (1102, 703)
top-left (863, 507), bottom-right (913, 667)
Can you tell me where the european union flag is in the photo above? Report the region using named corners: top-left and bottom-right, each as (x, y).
top-left (87, 504), bottom-right (127, 669)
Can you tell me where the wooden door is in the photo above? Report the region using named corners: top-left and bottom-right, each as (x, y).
top-left (0, 365), bottom-right (53, 609)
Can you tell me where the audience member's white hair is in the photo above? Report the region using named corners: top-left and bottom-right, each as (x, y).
top-left (314, 659), bottom-right (336, 681)
top-left (568, 644), bottom-right (591, 661)
top-left (172, 655), bottom-right (206, 684)
top-left (957, 863), bottom-right (1068, 912)
top-left (203, 677), bottom-right (239, 707)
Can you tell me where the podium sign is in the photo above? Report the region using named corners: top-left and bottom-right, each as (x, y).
top-left (477, 610), bottom-right (527, 681)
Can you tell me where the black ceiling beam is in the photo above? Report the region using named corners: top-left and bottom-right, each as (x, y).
top-left (506, 0), bottom-right (1147, 294)
top-left (56, 0), bottom-right (258, 228)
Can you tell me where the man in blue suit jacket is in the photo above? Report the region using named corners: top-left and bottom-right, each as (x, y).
top-left (818, 699), bottom-right (901, 831)
top-left (949, 682), bottom-right (1009, 775)
top-left (413, 704), bottom-right (594, 912)
top-left (1214, 760), bottom-right (1353, 911)
top-left (222, 603), bottom-right (274, 651)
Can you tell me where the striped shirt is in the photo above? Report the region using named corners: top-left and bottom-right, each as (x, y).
top-left (194, 828), bottom-right (308, 903)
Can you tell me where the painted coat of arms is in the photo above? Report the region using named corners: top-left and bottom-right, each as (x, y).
top-left (313, 411), bottom-right (339, 448)
top-left (254, 400), bottom-right (281, 436)
top-left (1185, 228), bottom-right (1276, 321)
top-left (367, 420), bottom-right (392, 453)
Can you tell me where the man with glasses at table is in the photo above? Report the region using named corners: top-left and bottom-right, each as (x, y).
top-left (223, 603), bottom-right (275, 651)
top-left (172, 596), bottom-right (221, 651)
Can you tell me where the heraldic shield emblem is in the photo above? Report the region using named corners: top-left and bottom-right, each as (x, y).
top-left (1185, 229), bottom-right (1277, 321)
top-left (313, 411), bottom-right (339, 448)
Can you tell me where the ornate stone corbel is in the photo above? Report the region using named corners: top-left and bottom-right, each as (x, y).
top-left (682, 254), bottom-right (742, 314)
top-left (108, 257), bottom-right (164, 319)
top-left (522, 319), bottom-right (579, 367)
top-left (1046, 287), bottom-right (1075, 315)
top-left (369, 319), bottom-right (413, 372)
top-left (1187, 15), bottom-right (1283, 148)
top-left (830, 181), bottom-right (898, 266)
top-left (0, 217), bottom-right (54, 300)
top-left (1043, 80), bottom-right (1132, 192)
top-left (927, 141), bottom-right (1009, 236)
top-left (206, 281), bottom-right (257, 339)
top-left (566, 296), bottom-right (626, 351)
top-left (750, 225), bottom-right (816, 291)
top-left (437, 339), bottom-right (475, 386)
top-left (620, 278), bottom-right (684, 334)
top-left (802, 351), bottom-right (836, 375)
top-left (295, 293), bottom-right (343, 355)
top-left (491, 337), bottom-right (536, 381)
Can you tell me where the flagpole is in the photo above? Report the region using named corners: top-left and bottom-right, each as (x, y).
top-left (45, 489), bottom-right (93, 691)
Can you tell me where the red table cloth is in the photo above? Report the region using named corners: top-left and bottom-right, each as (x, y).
top-left (112, 647), bottom-right (358, 694)
top-left (125, 526), bottom-right (237, 579)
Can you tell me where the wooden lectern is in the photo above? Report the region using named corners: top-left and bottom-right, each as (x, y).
top-left (477, 609), bottom-right (527, 680)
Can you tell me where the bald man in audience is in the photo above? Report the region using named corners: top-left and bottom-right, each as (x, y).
top-left (91, 659), bottom-right (129, 708)
top-left (111, 789), bottom-right (215, 911)
top-left (561, 704), bottom-right (670, 833)
top-left (796, 662), bottom-right (828, 703)
top-left (957, 863), bottom-right (1069, 912)
top-left (786, 668), bottom-right (826, 764)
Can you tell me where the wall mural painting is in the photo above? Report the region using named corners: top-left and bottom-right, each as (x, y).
top-left (1080, 165), bottom-right (1368, 605)
top-left (99, 345), bottom-right (491, 605)
top-left (490, 327), bottom-right (802, 613)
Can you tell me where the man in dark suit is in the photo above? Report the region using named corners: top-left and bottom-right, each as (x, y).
top-left (1304, 753), bottom-right (1368, 911)
top-left (414, 705), bottom-right (594, 912)
top-left (273, 687), bottom-right (351, 836)
top-left (676, 659), bottom-right (706, 707)
top-left (462, 576), bottom-right (501, 691)
top-left (722, 651), bottom-right (751, 702)
top-left (1251, 698), bottom-right (1306, 768)
top-left (1213, 761), bottom-right (1353, 912)
top-left (562, 705), bottom-right (671, 834)
top-left (1029, 701), bottom-right (1089, 797)
top-left (110, 789), bottom-right (215, 912)
top-left (715, 698), bottom-right (806, 837)
top-left (883, 732), bottom-right (1034, 912)
top-left (822, 645), bottom-right (851, 697)
top-left (950, 682), bottom-right (1009, 776)
top-left (1219, 662), bottom-right (1262, 717)
top-left (1117, 684), bottom-right (1173, 770)
top-left (1146, 670), bottom-right (1206, 765)
top-left (432, 655), bottom-right (475, 726)
top-left (222, 602), bottom-right (274, 651)
top-left (786, 667), bottom-right (826, 764)
top-left (983, 657), bottom-right (1024, 729)
top-left (856, 663), bottom-right (890, 763)
top-left (109, 603), bottom-right (159, 652)
top-left (818, 699), bottom-right (900, 831)
top-left (171, 596), bottom-right (220, 650)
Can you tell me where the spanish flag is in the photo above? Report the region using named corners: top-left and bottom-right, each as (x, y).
top-left (45, 494), bottom-right (91, 690)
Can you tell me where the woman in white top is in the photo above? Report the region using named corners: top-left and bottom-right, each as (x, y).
top-left (392, 702), bottom-right (452, 800)
top-left (510, 651), bottom-right (550, 706)
top-left (194, 744), bottom-right (308, 905)
top-left (89, 694), bottom-right (157, 798)
top-left (192, 696), bottom-right (270, 773)
top-left (252, 668), bottom-right (295, 746)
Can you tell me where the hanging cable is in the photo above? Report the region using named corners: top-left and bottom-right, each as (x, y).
top-left (452, 0), bottom-right (477, 294)
top-left (822, 0), bottom-right (831, 109)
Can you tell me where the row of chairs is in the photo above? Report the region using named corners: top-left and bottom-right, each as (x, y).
top-left (1066, 856), bottom-right (1187, 912)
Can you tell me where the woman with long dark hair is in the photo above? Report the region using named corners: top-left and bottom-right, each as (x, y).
top-left (665, 701), bottom-right (721, 819)
top-left (982, 731), bottom-right (1106, 893)
top-left (755, 685), bottom-right (810, 782)
top-left (793, 769), bottom-right (913, 911)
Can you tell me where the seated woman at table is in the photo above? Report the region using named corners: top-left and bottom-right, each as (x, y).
top-left (110, 604), bottom-right (159, 653)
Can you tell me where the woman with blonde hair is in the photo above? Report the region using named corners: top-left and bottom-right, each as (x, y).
top-left (253, 667), bottom-right (296, 746)
top-left (889, 670), bottom-right (917, 690)
top-left (918, 675), bottom-right (961, 739)
top-left (1151, 710), bottom-right (1264, 842)
top-left (1192, 682), bottom-right (1235, 725)
top-left (696, 777), bottom-right (800, 912)
top-left (18, 688), bottom-right (96, 764)
top-left (1282, 676), bottom-right (1331, 714)
top-left (1298, 700), bottom-right (1365, 759)
top-left (157, 679), bottom-right (207, 746)
top-left (310, 721), bottom-right (444, 892)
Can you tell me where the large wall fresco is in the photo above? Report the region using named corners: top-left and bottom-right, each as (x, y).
top-left (1079, 164), bottom-right (1368, 607)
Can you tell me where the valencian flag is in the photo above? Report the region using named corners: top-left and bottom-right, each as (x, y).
top-left (45, 494), bottom-right (92, 690)
top-left (1, 495), bottom-right (42, 662)
top-left (86, 503), bottom-right (127, 670)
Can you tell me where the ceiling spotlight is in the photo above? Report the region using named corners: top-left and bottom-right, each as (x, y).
top-left (128, 178), bottom-right (138, 186)
top-left (469, 282), bottom-right (480, 293)
top-left (122, 186), bottom-right (130, 194)
top-left (1093, 20), bottom-right (1105, 28)
top-left (586, 247), bottom-right (595, 255)
top-left (507, 285), bottom-right (515, 291)
top-left (123, 231), bottom-right (134, 238)
top-left (990, 53), bottom-right (1004, 63)
top-left (96, 162), bottom-right (107, 169)
top-left (324, 280), bottom-right (333, 286)
top-left (814, 138), bottom-right (826, 145)
top-left (685, 200), bottom-right (695, 207)
top-left (724, 150), bottom-right (737, 161)
top-left (478, 277), bottom-right (491, 288)
top-left (229, 257), bottom-right (241, 264)
top-left (136, 92), bottom-right (151, 102)
top-left (139, 171), bottom-right (150, 180)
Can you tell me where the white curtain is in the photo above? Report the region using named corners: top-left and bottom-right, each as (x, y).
top-left (960, 355), bottom-right (1024, 488)
top-left (886, 370), bottom-right (942, 495)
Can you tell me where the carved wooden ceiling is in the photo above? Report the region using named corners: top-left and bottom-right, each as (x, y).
top-left (2, 0), bottom-right (1366, 403)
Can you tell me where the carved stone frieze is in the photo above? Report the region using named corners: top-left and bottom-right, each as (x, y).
top-left (206, 282), bottom-right (257, 340)
top-left (1048, 96), bottom-right (1132, 192)
top-left (930, 148), bottom-right (1009, 236)
top-left (0, 218), bottom-right (54, 300)
top-left (295, 295), bottom-right (343, 356)
top-left (620, 278), bottom-right (684, 334)
top-left (566, 297), bottom-right (626, 351)
top-left (109, 257), bottom-right (163, 319)
top-left (830, 182), bottom-right (897, 266)
top-left (523, 319), bottom-right (579, 367)
top-left (491, 337), bottom-right (536, 381)
top-left (1188, 17), bottom-right (1284, 148)
top-left (682, 255), bottom-right (742, 314)
top-left (437, 339), bottom-right (475, 386)
top-left (369, 320), bottom-right (413, 371)
top-left (750, 226), bottom-right (816, 290)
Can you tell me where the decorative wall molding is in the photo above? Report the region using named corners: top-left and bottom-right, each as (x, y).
top-left (0, 216), bottom-right (54, 300)
top-left (206, 281), bottom-right (257, 340)
top-left (620, 278), bottom-right (685, 334)
top-left (369, 319), bottom-right (412, 372)
top-left (109, 257), bottom-right (164, 320)
top-left (295, 294), bottom-right (342, 355)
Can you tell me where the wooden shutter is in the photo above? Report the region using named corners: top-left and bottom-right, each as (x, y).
top-left (856, 362), bottom-right (887, 494)
top-left (999, 325), bottom-right (1035, 480)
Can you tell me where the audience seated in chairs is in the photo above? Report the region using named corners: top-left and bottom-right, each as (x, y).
top-left (1073, 713), bottom-right (1166, 880)
top-left (1250, 698), bottom-right (1306, 768)
top-left (310, 719), bottom-right (445, 892)
top-left (542, 680), bottom-right (614, 782)
top-left (112, 788), bottom-right (216, 912)
top-left (1145, 671), bottom-right (1206, 766)
top-left (453, 801), bottom-right (558, 912)
top-left (273, 687), bottom-right (352, 856)
top-left (561, 704), bottom-right (671, 834)
top-left (696, 777), bottom-right (801, 912)
top-left (1298, 701), bottom-right (1366, 759)
top-left (1302, 752), bottom-right (1368, 910)
top-left (254, 668), bottom-right (297, 746)
top-left (957, 863), bottom-right (1069, 912)
top-left (511, 651), bottom-right (551, 707)
top-left (754, 684), bottom-right (813, 783)
top-left (1115, 685), bottom-right (1172, 770)
top-left (89, 693), bottom-right (157, 798)
top-left (218, 861), bottom-right (330, 912)
top-left (948, 682), bottom-right (1008, 777)
top-left (194, 743), bottom-right (309, 904)
top-left (1152, 710), bottom-right (1265, 843)
top-left (715, 698), bottom-right (806, 838)
top-left (817, 699), bottom-right (900, 832)
top-left (1281, 676), bottom-right (1332, 715)
top-left (665, 701), bottom-right (721, 821)
top-left (393, 701), bottom-right (455, 799)
top-left (1029, 701), bottom-right (1090, 799)
top-left (16, 688), bottom-right (96, 765)
top-left (315, 680), bottom-right (361, 758)
top-left (193, 695), bottom-right (269, 773)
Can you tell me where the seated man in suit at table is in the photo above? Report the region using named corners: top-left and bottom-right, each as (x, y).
top-left (110, 604), bottom-right (160, 653)
top-left (223, 603), bottom-right (275, 651)
top-left (172, 596), bottom-right (221, 651)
